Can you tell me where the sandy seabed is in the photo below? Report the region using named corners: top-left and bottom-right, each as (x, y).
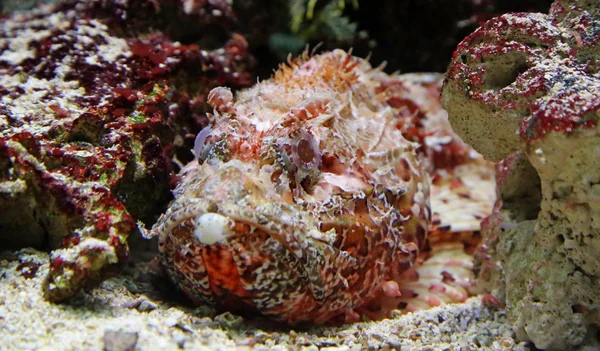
top-left (0, 249), bottom-right (529, 351)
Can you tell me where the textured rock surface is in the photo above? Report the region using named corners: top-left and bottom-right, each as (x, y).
top-left (442, 0), bottom-right (600, 349)
top-left (0, 1), bottom-right (252, 301)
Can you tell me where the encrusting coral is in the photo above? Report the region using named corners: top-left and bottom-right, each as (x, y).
top-left (143, 50), bottom-right (496, 324)
top-left (442, 0), bottom-right (599, 349)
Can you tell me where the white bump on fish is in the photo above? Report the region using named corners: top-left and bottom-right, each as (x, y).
top-left (193, 213), bottom-right (231, 245)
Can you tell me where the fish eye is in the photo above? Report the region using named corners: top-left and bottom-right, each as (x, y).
top-left (291, 130), bottom-right (321, 171)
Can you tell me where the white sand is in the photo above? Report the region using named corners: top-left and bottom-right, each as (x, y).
top-left (0, 249), bottom-right (529, 351)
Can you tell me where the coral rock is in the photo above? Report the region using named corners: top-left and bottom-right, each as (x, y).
top-left (0, 0), bottom-right (253, 300)
top-left (442, 0), bottom-right (600, 349)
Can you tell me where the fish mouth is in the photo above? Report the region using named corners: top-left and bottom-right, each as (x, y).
top-left (154, 197), bottom-right (305, 250)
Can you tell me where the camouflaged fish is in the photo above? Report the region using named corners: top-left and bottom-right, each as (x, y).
top-left (142, 50), bottom-right (495, 324)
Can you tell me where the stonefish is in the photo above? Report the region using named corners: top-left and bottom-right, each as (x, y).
top-left (143, 50), bottom-right (495, 324)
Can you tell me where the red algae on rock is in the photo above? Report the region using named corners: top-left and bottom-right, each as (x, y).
top-left (0, 0), bottom-right (253, 301)
top-left (442, 0), bottom-right (600, 349)
top-left (443, 0), bottom-right (599, 161)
